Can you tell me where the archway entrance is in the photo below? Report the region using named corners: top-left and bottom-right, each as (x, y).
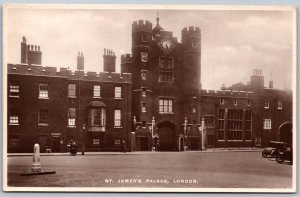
top-left (156, 121), bottom-right (176, 151)
top-left (279, 122), bottom-right (292, 145)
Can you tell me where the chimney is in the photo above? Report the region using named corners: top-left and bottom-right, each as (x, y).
top-left (21, 36), bottom-right (28, 64)
top-left (103, 48), bottom-right (116, 72)
top-left (269, 73), bottom-right (273, 88)
top-left (77, 51), bottom-right (84, 71)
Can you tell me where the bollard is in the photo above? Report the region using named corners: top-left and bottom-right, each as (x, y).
top-left (31, 143), bottom-right (41, 172)
top-left (21, 143), bottom-right (56, 176)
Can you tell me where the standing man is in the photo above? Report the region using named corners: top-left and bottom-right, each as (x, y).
top-left (122, 140), bottom-right (127, 153)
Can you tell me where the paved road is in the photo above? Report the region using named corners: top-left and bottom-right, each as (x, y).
top-left (6, 151), bottom-right (293, 189)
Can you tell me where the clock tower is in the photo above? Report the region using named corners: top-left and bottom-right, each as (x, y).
top-left (131, 17), bottom-right (201, 151)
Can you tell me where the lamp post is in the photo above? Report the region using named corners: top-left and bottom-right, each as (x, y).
top-left (184, 117), bottom-right (187, 151)
top-left (201, 118), bottom-right (205, 150)
top-left (82, 124), bottom-right (85, 155)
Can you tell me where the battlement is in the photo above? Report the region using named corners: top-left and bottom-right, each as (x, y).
top-left (132, 20), bottom-right (152, 33)
top-left (8, 63), bottom-right (132, 83)
top-left (121, 54), bottom-right (132, 64)
top-left (182, 26), bottom-right (201, 38)
top-left (201, 89), bottom-right (254, 97)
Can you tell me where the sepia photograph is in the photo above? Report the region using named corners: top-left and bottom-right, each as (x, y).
top-left (2, 4), bottom-right (296, 192)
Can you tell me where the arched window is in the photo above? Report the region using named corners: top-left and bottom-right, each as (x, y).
top-left (87, 101), bottom-right (106, 132)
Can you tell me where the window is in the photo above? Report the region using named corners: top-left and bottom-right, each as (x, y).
top-left (68, 84), bottom-right (76, 97)
top-left (247, 99), bottom-right (251, 106)
top-left (220, 98), bottom-right (224, 104)
top-left (114, 139), bottom-right (121, 145)
top-left (93, 85), bottom-right (101, 98)
top-left (141, 102), bottom-right (146, 112)
top-left (218, 109), bottom-right (225, 140)
top-left (245, 110), bottom-right (252, 140)
top-left (39, 84), bottom-right (48, 98)
top-left (9, 109), bottom-right (19, 125)
top-left (68, 108), bottom-right (76, 127)
top-left (192, 39), bottom-right (199, 48)
top-left (158, 72), bottom-right (174, 83)
top-left (264, 100), bottom-right (269, 109)
top-left (142, 34), bottom-right (147, 42)
top-left (38, 109), bottom-right (49, 125)
top-left (159, 57), bottom-right (174, 69)
top-left (192, 108), bottom-right (196, 114)
top-left (141, 52), bottom-right (148, 62)
top-left (9, 136), bottom-right (19, 146)
top-left (263, 119), bottom-right (271, 129)
top-left (227, 110), bottom-right (243, 140)
top-left (114, 109), bottom-right (122, 127)
top-left (204, 116), bottom-right (215, 128)
top-left (9, 83), bottom-right (19, 97)
top-left (114, 86), bottom-right (122, 98)
top-left (234, 99), bottom-right (238, 105)
top-left (278, 101), bottom-right (282, 109)
top-left (88, 108), bottom-right (106, 128)
top-left (93, 139), bottom-right (100, 145)
top-left (159, 98), bottom-right (174, 113)
top-left (141, 71), bottom-right (148, 80)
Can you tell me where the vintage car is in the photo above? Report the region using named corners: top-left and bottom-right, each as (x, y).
top-left (276, 147), bottom-right (293, 164)
top-left (262, 141), bottom-right (288, 158)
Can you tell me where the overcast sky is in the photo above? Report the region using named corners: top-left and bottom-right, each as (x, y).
top-left (4, 5), bottom-right (295, 90)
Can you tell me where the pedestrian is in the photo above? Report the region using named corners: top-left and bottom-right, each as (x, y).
top-left (156, 140), bottom-right (160, 151)
top-left (122, 140), bottom-right (127, 153)
top-left (70, 141), bottom-right (77, 156)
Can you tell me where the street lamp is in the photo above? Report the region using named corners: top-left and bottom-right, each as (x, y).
top-left (183, 117), bottom-right (188, 151)
top-left (201, 118), bottom-right (205, 150)
top-left (82, 123), bottom-right (85, 155)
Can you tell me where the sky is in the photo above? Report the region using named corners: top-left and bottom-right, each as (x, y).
top-left (4, 5), bottom-right (295, 90)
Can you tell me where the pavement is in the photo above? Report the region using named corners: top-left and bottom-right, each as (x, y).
top-left (7, 147), bottom-right (263, 156)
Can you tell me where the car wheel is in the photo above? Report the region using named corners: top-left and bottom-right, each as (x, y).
top-left (270, 150), bottom-right (278, 158)
top-left (276, 155), bottom-right (284, 163)
top-left (262, 151), bottom-right (267, 158)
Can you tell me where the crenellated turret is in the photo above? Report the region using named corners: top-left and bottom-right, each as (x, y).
top-left (132, 20), bottom-right (152, 47)
top-left (103, 48), bottom-right (116, 73)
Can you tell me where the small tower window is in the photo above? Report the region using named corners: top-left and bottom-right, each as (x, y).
top-left (278, 101), bottom-right (283, 109)
top-left (142, 34), bottom-right (147, 42)
top-left (141, 102), bottom-right (146, 112)
top-left (247, 99), bottom-right (251, 106)
top-left (141, 52), bottom-right (148, 62)
top-left (192, 39), bottom-right (199, 48)
top-left (264, 100), bottom-right (269, 109)
top-left (220, 98), bottom-right (224, 105)
top-left (234, 99), bottom-right (238, 106)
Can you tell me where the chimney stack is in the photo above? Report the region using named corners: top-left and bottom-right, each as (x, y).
top-left (103, 48), bottom-right (116, 72)
top-left (77, 51), bottom-right (84, 71)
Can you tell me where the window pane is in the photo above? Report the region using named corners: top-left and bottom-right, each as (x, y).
top-left (68, 84), bottom-right (76, 97)
top-left (115, 87), bottom-right (122, 98)
top-left (10, 84), bottom-right (20, 97)
top-left (114, 109), bottom-right (121, 127)
top-left (93, 85), bottom-right (101, 97)
top-left (39, 109), bottom-right (48, 124)
top-left (39, 84), bottom-right (48, 98)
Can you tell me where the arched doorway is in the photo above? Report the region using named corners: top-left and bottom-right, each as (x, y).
top-left (156, 121), bottom-right (176, 151)
top-left (279, 122), bottom-right (292, 145)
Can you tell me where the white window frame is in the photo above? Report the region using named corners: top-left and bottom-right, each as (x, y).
top-left (278, 101), bottom-right (283, 109)
top-left (68, 84), bottom-right (76, 98)
top-left (93, 85), bottom-right (101, 98)
top-left (9, 115), bottom-right (19, 125)
top-left (263, 119), bottom-right (271, 129)
top-left (114, 109), bottom-right (122, 128)
top-left (114, 139), bottom-right (121, 145)
top-left (9, 84), bottom-right (20, 97)
top-left (247, 99), bottom-right (251, 106)
top-left (159, 98), bottom-right (174, 113)
top-left (141, 102), bottom-right (146, 112)
top-left (39, 84), bottom-right (49, 99)
top-left (68, 108), bottom-right (76, 127)
top-left (141, 52), bottom-right (148, 62)
top-left (220, 98), bottom-right (224, 105)
top-left (264, 100), bottom-right (269, 109)
top-left (114, 86), bottom-right (122, 99)
top-left (38, 109), bottom-right (49, 126)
